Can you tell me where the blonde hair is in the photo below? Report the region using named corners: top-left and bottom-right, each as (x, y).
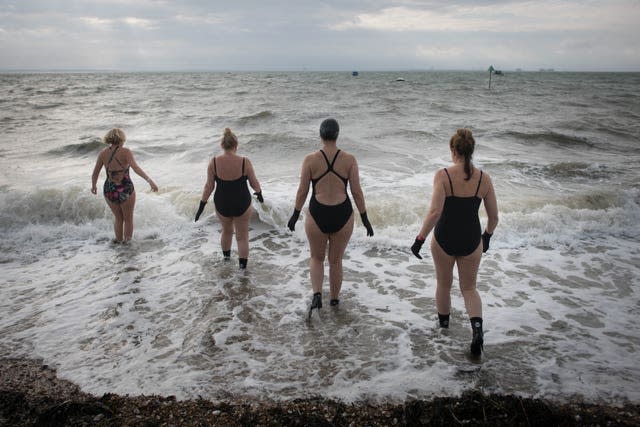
top-left (103, 128), bottom-right (126, 146)
top-left (450, 128), bottom-right (475, 180)
top-left (221, 127), bottom-right (238, 150)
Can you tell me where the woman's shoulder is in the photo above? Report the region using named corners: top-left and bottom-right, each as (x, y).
top-left (337, 149), bottom-right (356, 164)
top-left (478, 167), bottom-right (492, 181)
top-left (304, 151), bottom-right (320, 162)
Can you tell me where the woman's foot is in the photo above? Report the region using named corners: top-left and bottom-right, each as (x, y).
top-left (308, 292), bottom-right (322, 319)
top-left (329, 299), bottom-right (339, 306)
top-left (438, 313), bottom-right (450, 328)
top-left (470, 317), bottom-right (483, 357)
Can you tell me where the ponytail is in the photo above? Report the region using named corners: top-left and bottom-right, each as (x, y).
top-left (450, 128), bottom-right (475, 180)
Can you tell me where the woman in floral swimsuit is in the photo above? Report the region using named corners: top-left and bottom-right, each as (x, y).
top-left (91, 128), bottom-right (158, 243)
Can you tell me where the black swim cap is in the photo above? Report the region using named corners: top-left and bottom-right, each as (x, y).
top-left (319, 118), bottom-right (339, 141)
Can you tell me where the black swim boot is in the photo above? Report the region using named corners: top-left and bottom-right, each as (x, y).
top-left (239, 258), bottom-right (248, 269)
top-left (330, 299), bottom-right (340, 307)
top-left (438, 313), bottom-right (450, 328)
top-left (308, 292), bottom-right (322, 319)
top-left (470, 317), bottom-right (484, 357)
top-left (222, 250), bottom-right (231, 261)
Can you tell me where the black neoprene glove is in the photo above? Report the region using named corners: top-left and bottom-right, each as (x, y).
top-left (194, 201), bottom-right (207, 222)
top-left (254, 191), bottom-right (264, 203)
top-left (287, 209), bottom-right (300, 231)
top-left (482, 231), bottom-right (492, 253)
top-left (411, 236), bottom-right (425, 259)
top-left (360, 212), bottom-right (374, 237)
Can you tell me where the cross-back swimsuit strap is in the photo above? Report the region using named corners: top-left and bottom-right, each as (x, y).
top-left (434, 168), bottom-right (483, 256)
top-left (103, 146), bottom-right (134, 204)
top-left (212, 156), bottom-right (252, 217)
top-left (309, 149), bottom-right (354, 234)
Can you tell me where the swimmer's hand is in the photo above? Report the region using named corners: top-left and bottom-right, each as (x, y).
top-left (91, 185), bottom-right (97, 195)
top-left (254, 191), bottom-right (264, 203)
top-left (411, 235), bottom-right (425, 259)
top-left (482, 231), bottom-right (492, 253)
top-left (287, 209), bottom-right (300, 231)
top-left (194, 201), bottom-right (207, 222)
top-left (148, 180), bottom-right (158, 192)
top-left (360, 212), bottom-right (374, 237)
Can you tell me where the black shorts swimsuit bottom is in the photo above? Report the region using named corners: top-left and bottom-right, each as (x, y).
top-left (213, 157), bottom-right (252, 217)
top-left (309, 150), bottom-right (354, 234)
top-left (434, 168), bottom-right (483, 256)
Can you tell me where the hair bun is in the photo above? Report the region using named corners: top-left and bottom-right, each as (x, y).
top-left (224, 127), bottom-right (232, 136)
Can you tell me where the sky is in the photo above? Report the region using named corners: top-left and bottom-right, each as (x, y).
top-left (1, 0), bottom-right (639, 72)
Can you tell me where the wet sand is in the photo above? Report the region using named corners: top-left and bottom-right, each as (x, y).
top-left (2, 358), bottom-right (639, 426)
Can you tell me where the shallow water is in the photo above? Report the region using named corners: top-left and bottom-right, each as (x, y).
top-left (1, 71), bottom-right (639, 403)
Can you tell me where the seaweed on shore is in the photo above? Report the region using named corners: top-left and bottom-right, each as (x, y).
top-left (2, 358), bottom-right (639, 426)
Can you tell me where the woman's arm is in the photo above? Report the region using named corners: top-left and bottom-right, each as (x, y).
top-left (200, 159), bottom-right (216, 202)
top-left (417, 171), bottom-right (446, 239)
top-left (293, 156), bottom-right (311, 210)
top-left (128, 149), bottom-right (158, 191)
top-left (348, 156), bottom-right (367, 214)
top-left (287, 155), bottom-right (311, 231)
top-left (245, 158), bottom-right (262, 193)
top-left (91, 154), bottom-right (103, 194)
top-left (482, 174), bottom-right (499, 234)
top-left (348, 155), bottom-right (374, 236)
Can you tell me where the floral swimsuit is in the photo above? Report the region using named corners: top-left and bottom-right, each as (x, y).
top-left (103, 146), bottom-right (134, 204)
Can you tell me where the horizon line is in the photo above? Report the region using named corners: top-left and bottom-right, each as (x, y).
top-left (1, 67), bottom-right (639, 73)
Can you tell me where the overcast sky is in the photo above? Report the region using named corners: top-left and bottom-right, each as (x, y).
top-left (1, 0), bottom-right (639, 71)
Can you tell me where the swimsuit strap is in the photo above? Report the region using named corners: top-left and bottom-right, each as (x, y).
top-left (443, 168), bottom-right (454, 196)
top-left (475, 170), bottom-right (483, 197)
top-left (105, 146), bottom-right (126, 175)
top-left (320, 149), bottom-right (347, 182)
top-left (320, 150), bottom-right (340, 172)
top-left (214, 156), bottom-right (247, 179)
top-left (106, 146), bottom-right (121, 168)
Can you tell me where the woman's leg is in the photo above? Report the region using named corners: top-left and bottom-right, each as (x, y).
top-left (327, 213), bottom-right (354, 300)
top-left (105, 199), bottom-right (124, 242)
top-left (430, 237), bottom-right (456, 317)
top-left (120, 191), bottom-right (136, 242)
top-left (216, 212), bottom-right (234, 253)
top-left (456, 242), bottom-right (483, 318)
top-left (305, 212), bottom-right (328, 294)
top-left (233, 205), bottom-right (252, 260)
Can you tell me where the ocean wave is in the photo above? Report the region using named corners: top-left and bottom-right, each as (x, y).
top-left (35, 87), bottom-right (67, 95)
top-left (47, 136), bottom-right (104, 156)
top-left (0, 187), bottom-right (108, 228)
top-left (543, 162), bottom-right (611, 180)
top-left (490, 160), bottom-right (612, 182)
top-left (243, 132), bottom-right (308, 151)
top-left (32, 102), bottom-right (66, 110)
top-left (503, 130), bottom-right (594, 147)
top-left (237, 110), bottom-right (275, 125)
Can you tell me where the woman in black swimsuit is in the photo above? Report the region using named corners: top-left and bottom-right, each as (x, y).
top-left (91, 128), bottom-right (158, 243)
top-left (195, 128), bottom-right (263, 269)
top-left (288, 119), bottom-right (374, 317)
top-left (411, 129), bottom-right (499, 357)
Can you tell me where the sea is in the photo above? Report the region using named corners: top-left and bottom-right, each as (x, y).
top-left (1, 71), bottom-right (639, 404)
